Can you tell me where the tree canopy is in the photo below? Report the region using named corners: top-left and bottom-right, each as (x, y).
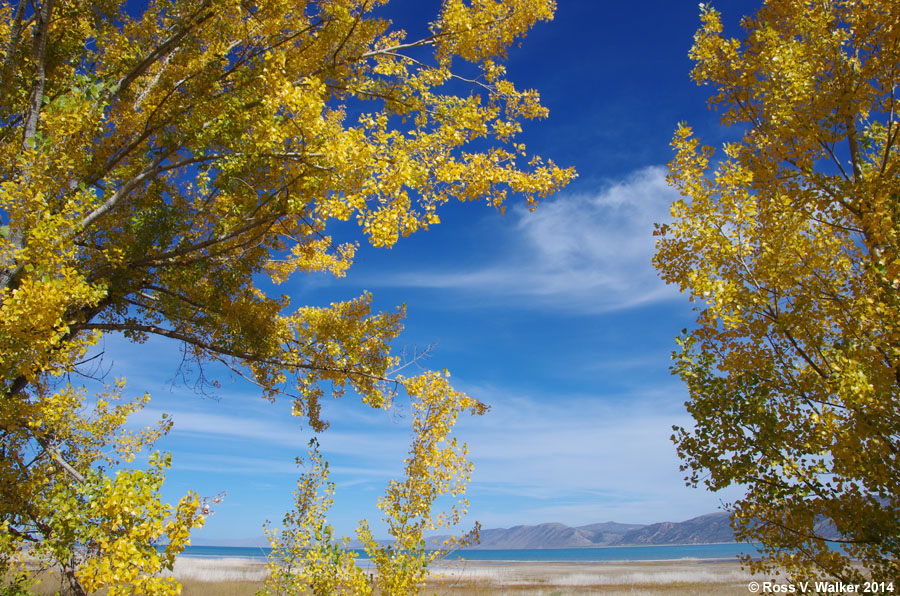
top-left (654, 0), bottom-right (900, 583)
top-left (0, 0), bottom-right (573, 593)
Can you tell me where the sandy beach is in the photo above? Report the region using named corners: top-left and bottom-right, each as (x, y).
top-left (171, 556), bottom-right (762, 595)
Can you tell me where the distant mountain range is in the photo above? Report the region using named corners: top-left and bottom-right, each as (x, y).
top-left (197, 512), bottom-right (754, 549)
top-left (447, 512), bottom-right (738, 549)
top-left (456, 512), bottom-right (842, 550)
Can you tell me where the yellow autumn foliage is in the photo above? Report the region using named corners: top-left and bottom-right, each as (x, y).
top-left (0, 0), bottom-right (572, 593)
top-left (262, 373), bottom-right (485, 596)
top-left (654, 0), bottom-right (900, 584)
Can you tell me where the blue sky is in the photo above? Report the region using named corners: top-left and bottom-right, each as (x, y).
top-left (101, 0), bottom-right (762, 543)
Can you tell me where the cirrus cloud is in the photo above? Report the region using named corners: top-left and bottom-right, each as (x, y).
top-left (377, 166), bottom-right (682, 313)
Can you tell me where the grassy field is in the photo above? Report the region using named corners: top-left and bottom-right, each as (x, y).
top-left (421, 560), bottom-right (758, 596)
top-left (172, 559), bottom-right (760, 595)
top-left (10, 559), bottom-right (761, 595)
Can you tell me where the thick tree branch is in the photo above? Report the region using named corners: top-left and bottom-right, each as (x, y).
top-left (22, 0), bottom-right (55, 146)
top-left (46, 445), bottom-right (86, 484)
top-left (110, 0), bottom-right (214, 101)
top-left (5, 523), bottom-right (39, 543)
top-left (0, 0), bottom-right (28, 82)
top-left (881, 81), bottom-right (898, 176)
top-left (123, 212), bottom-right (280, 269)
top-left (762, 306), bottom-right (832, 381)
top-left (845, 114), bottom-right (863, 183)
top-left (75, 147), bottom-right (179, 235)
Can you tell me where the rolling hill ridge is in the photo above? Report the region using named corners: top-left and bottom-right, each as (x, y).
top-left (457, 512), bottom-right (735, 549)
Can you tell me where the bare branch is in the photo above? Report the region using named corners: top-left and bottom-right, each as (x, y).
top-left (74, 322), bottom-right (394, 385)
top-left (361, 37), bottom-right (437, 59)
top-left (818, 140), bottom-right (852, 182)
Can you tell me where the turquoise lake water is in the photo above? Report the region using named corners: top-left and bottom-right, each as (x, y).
top-left (176, 543), bottom-right (760, 562)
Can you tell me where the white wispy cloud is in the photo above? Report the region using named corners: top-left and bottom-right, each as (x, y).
top-left (450, 382), bottom-right (742, 526)
top-left (170, 452), bottom-right (397, 481)
top-left (379, 166), bottom-right (683, 313)
top-left (140, 405), bottom-right (412, 459)
top-left (146, 374), bottom-right (734, 528)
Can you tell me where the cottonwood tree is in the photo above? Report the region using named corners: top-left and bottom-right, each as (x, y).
top-left (654, 0), bottom-right (900, 583)
top-left (0, 0), bottom-right (573, 593)
top-left (261, 372), bottom-right (484, 596)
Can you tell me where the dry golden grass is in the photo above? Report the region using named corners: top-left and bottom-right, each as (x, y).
top-left (176, 578), bottom-right (753, 596)
top-left (179, 577), bottom-right (264, 596)
top-left (422, 560), bottom-right (758, 596)
top-left (172, 559), bottom-right (760, 595)
top-left (8, 559), bottom-right (762, 595)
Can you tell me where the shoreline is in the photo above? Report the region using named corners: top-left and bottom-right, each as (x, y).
top-left (172, 541), bottom-right (756, 565)
top-left (457, 541), bottom-right (745, 550)
top-left (172, 550), bottom-right (753, 567)
top-left (174, 554), bottom-right (746, 562)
